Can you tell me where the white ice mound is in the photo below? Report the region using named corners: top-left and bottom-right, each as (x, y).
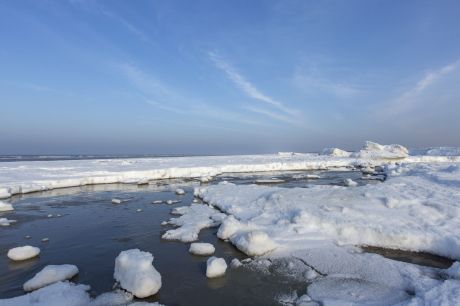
top-left (189, 242), bottom-right (215, 256)
top-left (0, 200), bottom-right (14, 211)
top-left (23, 264), bottom-right (79, 292)
top-left (206, 256), bottom-right (227, 278)
top-left (231, 230), bottom-right (277, 256)
top-left (114, 249), bottom-right (162, 298)
top-left (175, 188), bottom-right (185, 195)
top-left (354, 141), bottom-right (409, 159)
top-left (321, 148), bottom-right (351, 157)
top-left (0, 217), bottom-right (17, 226)
top-left (7, 246), bottom-right (40, 261)
top-left (0, 281), bottom-right (91, 306)
top-left (343, 178), bottom-right (358, 187)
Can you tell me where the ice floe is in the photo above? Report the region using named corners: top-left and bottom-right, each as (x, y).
top-left (0, 217), bottom-right (17, 226)
top-left (206, 256), bottom-right (227, 278)
top-left (7, 246), bottom-right (40, 261)
top-left (23, 264), bottom-right (79, 291)
top-left (175, 188), bottom-right (185, 195)
top-left (0, 200), bottom-right (13, 211)
top-left (114, 249), bottom-right (162, 298)
top-left (189, 242), bottom-right (215, 256)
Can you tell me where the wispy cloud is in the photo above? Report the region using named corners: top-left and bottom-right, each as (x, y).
top-left (208, 51), bottom-right (301, 120)
top-left (292, 73), bottom-right (361, 98)
top-left (387, 59), bottom-right (460, 115)
top-left (118, 62), bottom-right (267, 127)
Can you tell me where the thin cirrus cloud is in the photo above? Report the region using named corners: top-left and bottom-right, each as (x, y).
top-left (208, 51), bottom-right (302, 122)
top-left (118, 62), bottom-right (266, 127)
top-left (386, 58), bottom-right (460, 116)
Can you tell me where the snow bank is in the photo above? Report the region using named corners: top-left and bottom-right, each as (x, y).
top-left (447, 262), bottom-right (460, 280)
top-left (0, 200), bottom-right (13, 211)
top-left (7, 246), bottom-right (40, 261)
top-left (189, 242), bottom-right (215, 256)
top-left (206, 257), bottom-right (227, 278)
top-left (23, 264), bottom-right (79, 291)
top-left (113, 249), bottom-right (161, 298)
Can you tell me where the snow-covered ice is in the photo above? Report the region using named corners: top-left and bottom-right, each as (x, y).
top-left (0, 200), bottom-right (13, 211)
top-left (343, 178), bottom-right (358, 186)
top-left (23, 264), bottom-right (79, 291)
top-left (3, 141), bottom-right (456, 199)
top-left (206, 257), bottom-right (227, 278)
top-left (0, 217), bottom-right (16, 226)
top-left (7, 246), bottom-right (40, 261)
top-left (0, 281), bottom-right (164, 306)
top-left (111, 198), bottom-right (122, 204)
top-left (113, 249), bottom-right (162, 298)
top-left (189, 242), bottom-right (215, 256)
top-left (175, 188), bottom-right (185, 195)
top-left (162, 204), bottom-right (226, 242)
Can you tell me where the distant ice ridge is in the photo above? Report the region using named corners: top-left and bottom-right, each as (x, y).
top-left (1, 141), bottom-right (459, 199)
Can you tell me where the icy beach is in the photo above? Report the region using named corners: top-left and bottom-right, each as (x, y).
top-left (1, 142), bottom-right (460, 305)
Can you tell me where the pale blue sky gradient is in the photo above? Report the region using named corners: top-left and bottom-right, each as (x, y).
top-left (1, 0), bottom-right (460, 154)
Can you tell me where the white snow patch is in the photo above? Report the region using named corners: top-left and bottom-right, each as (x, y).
top-left (111, 199), bottom-right (122, 204)
top-left (113, 249), bottom-right (161, 298)
top-left (189, 242), bottom-right (215, 256)
top-left (447, 262), bottom-right (460, 280)
top-left (7, 246), bottom-right (40, 261)
top-left (23, 264), bottom-right (79, 291)
top-left (175, 188), bottom-right (185, 195)
top-left (353, 141), bottom-right (409, 159)
top-left (321, 148), bottom-right (351, 157)
top-left (0, 200), bottom-right (13, 211)
top-left (162, 204), bottom-right (225, 242)
top-left (343, 178), bottom-right (358, 187)
top-left (0, 281), bottom-right (91, 306)
top-left (231, 230), bottom-right (277, 256)
top-left (0, 217), bottom-right (17, 226)
top-left (206, 256), bottom-right (227, 278)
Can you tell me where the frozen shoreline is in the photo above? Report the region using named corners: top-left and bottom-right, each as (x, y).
top-left (1, 149), bottom-right (459, 199)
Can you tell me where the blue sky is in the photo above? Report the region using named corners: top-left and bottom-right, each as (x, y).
top-left (1, 0), bottom-right (460, 154)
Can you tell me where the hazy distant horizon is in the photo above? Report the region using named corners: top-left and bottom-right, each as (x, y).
top-left (1, 0), bottom-right (460, 155)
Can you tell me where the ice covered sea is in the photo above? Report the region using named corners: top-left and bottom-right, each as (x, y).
top-left (1, 142), bottom-right (460, 305)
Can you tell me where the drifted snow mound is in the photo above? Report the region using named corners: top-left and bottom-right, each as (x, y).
top-left (189, 242), bottom-right (215, 256)
top-left (7, 246), bottom-right (40, 261)
top-left (447, 262), bottom-right (460, 280)
top-left (230, 230), bottom-right (277, 256)
top-left (23, 264), bottom-right (79, 292)
top-left (206, 256), bottom-right (227, 278)
top-left (321, 148), bottom-right (351, 157)
top-left (0, 200), bottom-right (13, 211)
top-left (113, 249), bottom-right (162, 298)
top-left (353, 141), bottom-right (409, 159)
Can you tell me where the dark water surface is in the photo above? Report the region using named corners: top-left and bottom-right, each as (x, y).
top-left (0, 170), bottom-right (444, 305)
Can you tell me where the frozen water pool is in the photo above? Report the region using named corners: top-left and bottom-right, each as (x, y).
top-left (0, 170), bottom-right (449, 305)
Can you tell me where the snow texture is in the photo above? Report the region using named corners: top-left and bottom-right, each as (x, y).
top-left (189, 242), bottom-right (215, 256)
top-left (0, 201), bottom-right (13, 211)
top-left (23, 264), bottom-right (79, 291)
top-left (113, 249), bottom-right (162, 298)
top-left (206, 256), bottom-right (227, 278)
top-left (3, 141), bottom-right (456, 199)
top-left (7, 246), bottom-right (40, 261)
